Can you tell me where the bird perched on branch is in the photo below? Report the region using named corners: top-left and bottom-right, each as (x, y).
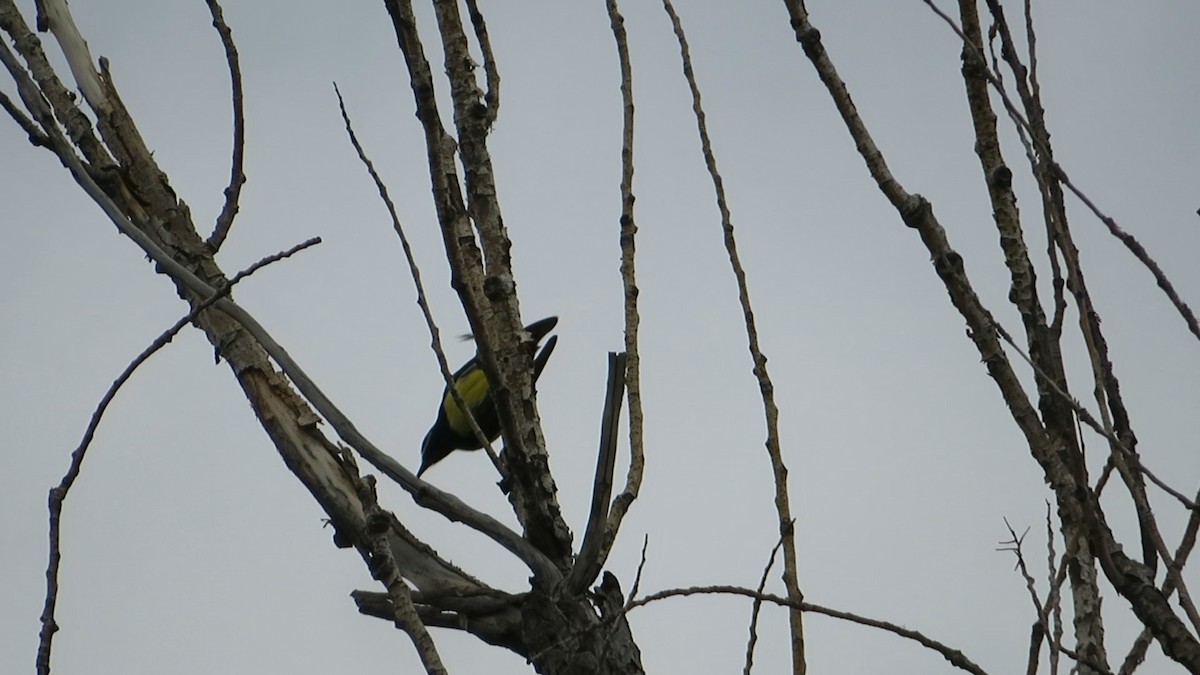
top-left (418, 316), bottom-right (559, 476)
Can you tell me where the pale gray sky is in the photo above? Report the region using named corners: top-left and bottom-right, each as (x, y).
top-left (3, 1), bottom-right (1199, 674)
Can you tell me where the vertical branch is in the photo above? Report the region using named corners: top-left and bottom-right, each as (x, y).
top-left (356, 475), bottom-right (449, 674)
top-left (955, 2), bottom-right (1107, 670)
top-left (463, 0), bottom-right (499, 126)
top-left (793, 0), bottom-right (1200, 669)
top-left (385, 0), bottom-right (572, 565)
top-left (601, 0), bottom-right (646, 572)
top-left (333, 83), bottom-right (506, 477)
top-left (1045, 503), bottom-right (1065, 675)
top-left (566, 352), bottom-right (628, 593)
top-left (382, 0), bottom-right (482, 334)
top-left (744, 536), bottom-right (787, 675)
top-left (428, 0), bottom-right (573, 564)
top-left (985, 0), bottom-right (1166, 594)
top-left (663, 1), bottom-right (806, 671)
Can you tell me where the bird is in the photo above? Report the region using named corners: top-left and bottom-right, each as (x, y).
top-left (418, 316), bottom-right (559, 476)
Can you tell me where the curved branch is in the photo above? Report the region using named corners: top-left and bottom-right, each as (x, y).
top-left (202, 0), bottom-right (246, 252)
top-left (624, 585), bottom-right (990, 675)
top-left (37, 238), bottom-right (319, 675)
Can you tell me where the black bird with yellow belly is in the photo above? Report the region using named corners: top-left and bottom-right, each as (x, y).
top-left (418, 316), bottom-right (559, 476)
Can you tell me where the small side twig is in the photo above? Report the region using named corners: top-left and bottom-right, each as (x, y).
top-left (744, 533), bottom-right (787, 675)
top-left (624, 586), bottom-right (990, 675)
top-left (463, 0), bottom-right (499, 126)
top-left (1045, 502), bottom-right (1066, 675)
top-left (995, 324), bottom-right (1197, 512)
top-left (1053, 169), bottom-right (1200, 342)
top-left (999, 520), bottom-right (1045, 619)
top-left (37, 237), bottom-right (319, 675)
top-left (203, 0), bottom-right (246, 252)
top-left (0, 88), bottom-right (50, 146)
top-left (1022, 0), bottom-right (1040, 103)
top-left (332, 82), bottom-right (505, 478)
top-left (628, 535), bottom-right (649, 601)
top-left (663, 2), bottom-right (806, 670)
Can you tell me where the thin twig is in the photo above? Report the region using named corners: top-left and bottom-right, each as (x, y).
top-left (995, 324), bottom-right (1198, 512)
top-left (624, 586), bottom-right (990, 675)
top-left (0, 88), bottom-right (49, 145)
top-left (332, 82), bottom-right (505, 478)
top-left (463, 0), bottom-right (498, 126)
top-left (203, 0), bottom-right (246, 252)
top-left (1022, 0), bottom-right (1040, 103)
top-left (1055, 170), bottom-right (1200, 342)
top-left (37, 237), bottom-right (319, 675)
top-left (1045, 502), bottom-right (1067, 675)
top-left (628, 535), bottom-right (649, 601)
top-left (999, 520), bottom-right (1045, 619)
top-left (744, 533), bottom-right (786, 675)
top-left (665, 3), bottom-right (806, 671)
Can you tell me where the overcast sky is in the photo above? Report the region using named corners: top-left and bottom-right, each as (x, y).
top-left (3, 1), bottom-right (1199, 673)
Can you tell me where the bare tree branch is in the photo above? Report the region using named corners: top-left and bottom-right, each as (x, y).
top-left (566, 351), bottom-right (628, 593)
top-left (744, 533), bottom-right (786, 675)
top-left (0, 1), bottom-right (113, 169)
top-left (37, 237), bottom-right (319, 675)
top-left (600, 0), bottom-right (647, 578)
top-left (1045, 502), bottom-right (1066, 675)
top-left (953, 3), bottom-right (1106, 665)
top-left (923, 0), bottom-right (1200, 344)
top-left (1121, 483), bottom-right (1200, 674)
top-left (333, 82), bottom-right (506, 478)
top-left (999, 520), bottom-right (1046, 620)
top-left (0, 87), bottom-right (49, 145)
top-left (385, 0), bottom-right (575, 566)
top-left (356, 473), bottom-right (449, 675)
top-left (626, 586), bottom-right (990, 675)
top-left (665, 2), bottom-right (806, 671)
top-left (4, 0), bottom-right (556, 585)
top-left (464, 0), bottom-right (499, 127)
top-left (785, 0), bottom-right (1200, 668)
top-left (995, 325), bottom-right (1198, 513)
top-left (203, 0), bottom-right (246, 252)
